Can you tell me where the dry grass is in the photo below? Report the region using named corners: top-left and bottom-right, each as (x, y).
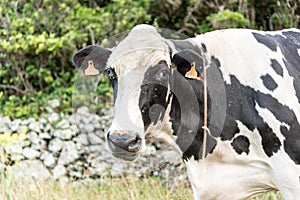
top-left (0, 175), bottom-right (282, 200)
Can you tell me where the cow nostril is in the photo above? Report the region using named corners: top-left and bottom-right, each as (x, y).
top-left (128, 135), bottom-right (142, 152)
top-left (107, 131), bottom-right (142, 153)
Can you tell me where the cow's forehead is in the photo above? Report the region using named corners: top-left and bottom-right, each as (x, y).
top-left (107, 25), bottom-right (171, 77)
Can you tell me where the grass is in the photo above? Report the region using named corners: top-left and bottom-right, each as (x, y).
top-left (0, 175), bottom-right (282, 200)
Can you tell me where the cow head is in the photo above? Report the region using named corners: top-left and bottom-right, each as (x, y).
top-left (73, 25), bottom-right (206, 161)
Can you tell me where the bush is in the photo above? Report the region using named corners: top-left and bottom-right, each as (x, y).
top-left (0, 0), bottom-right (152, 118)
top-left (208, 9), bottom-right (249, 29)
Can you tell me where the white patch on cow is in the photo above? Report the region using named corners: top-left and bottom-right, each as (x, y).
top-left (298, 49), bottom-right (300, 57)
top-left (185, 136), bottom-right (276, 200)
top-left (194, 29), bottom-right (300, 124)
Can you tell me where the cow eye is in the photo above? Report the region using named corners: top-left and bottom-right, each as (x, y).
top-left (104, 68), bottom-right (117, 80)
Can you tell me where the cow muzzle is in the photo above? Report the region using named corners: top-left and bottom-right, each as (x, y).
top-left (106, 130), bottom-right (144, 161)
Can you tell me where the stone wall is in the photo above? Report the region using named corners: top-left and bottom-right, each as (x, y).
top-left (0, 103), bottom-right (185, 183)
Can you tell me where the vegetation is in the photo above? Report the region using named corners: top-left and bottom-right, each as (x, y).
top-left (0, 0), bottom-right (299, 118)
top-left (0, 175), bottom-right (282, 200)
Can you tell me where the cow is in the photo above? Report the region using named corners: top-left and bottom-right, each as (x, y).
top-left (72, 24), bottom-right (300, 200)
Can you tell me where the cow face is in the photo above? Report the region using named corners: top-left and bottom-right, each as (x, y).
top-left (73, 25), bottom-right (204, 161)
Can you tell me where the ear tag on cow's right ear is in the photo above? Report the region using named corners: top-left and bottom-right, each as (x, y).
top-left (185, 62), bottom-right (202, 80)
top-left (82, 60), bottom-right (100, 76)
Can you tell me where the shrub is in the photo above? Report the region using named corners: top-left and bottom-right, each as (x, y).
top-left (0, 0), bottom-right (152, 118)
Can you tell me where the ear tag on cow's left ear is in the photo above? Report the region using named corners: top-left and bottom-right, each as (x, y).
top-left (82, 60), bottom-right (100, 76)
top-left (185, 62), bottom-right (202, 80)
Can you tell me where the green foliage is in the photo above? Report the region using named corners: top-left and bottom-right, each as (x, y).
top-left (208, 9), bottom-right (250, 29)
top-left (0, 0), bottom-right (152, 119)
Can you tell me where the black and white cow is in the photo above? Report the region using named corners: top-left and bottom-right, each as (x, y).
top-left (73, 24), bottom-right (300, 200)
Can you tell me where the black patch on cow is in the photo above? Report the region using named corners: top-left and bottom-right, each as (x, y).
top-left (270, 59), bottom-right (283, 77)
top-left (201, 43), bottom-right (207, 53)
top-left (261, 74), bottom-right (278, 91)
top-left (170, 39), bottom-right (201, 55)
top-left (139, 61), bottom-right (171, 130)
top-left (104, 68), bottom-right (118, 101)
top-left (252, 33), bottom-right (278, 52)
top-left (253, 30), bottom-right (300, 164)
top-left (231, 135), bottom-right (250, 155)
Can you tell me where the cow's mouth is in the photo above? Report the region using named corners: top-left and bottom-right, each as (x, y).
top-left (107, 132), bottom-right (144, 161)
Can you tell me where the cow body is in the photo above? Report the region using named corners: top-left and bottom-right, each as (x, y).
top-left (73, 25), bottom-right (300, 200)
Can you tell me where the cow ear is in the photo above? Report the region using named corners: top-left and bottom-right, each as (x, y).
top-left (72, 45), bottom-right (112, 76)
top-left (171, 49), bottom-right (203, 80)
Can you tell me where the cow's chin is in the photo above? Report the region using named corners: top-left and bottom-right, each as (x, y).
top-left (112, 152), bottom-right (141, 162)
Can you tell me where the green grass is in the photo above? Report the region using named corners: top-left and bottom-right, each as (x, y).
top-left (0, 175), bottom-right (282, 200)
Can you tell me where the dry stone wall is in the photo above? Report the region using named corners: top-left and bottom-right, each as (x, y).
top-left (0, 103), bottom-right (185, 183)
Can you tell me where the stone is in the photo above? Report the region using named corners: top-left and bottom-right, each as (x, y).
top-left (21, 140), bottom-right (31, 148)
top-left (39, 132), bottom-right (51, 140)
top-left (18, 125), bottom-right (29, 135)
top-left (76, 134), bottom-right (89, 146)
top-left (84, 124), bottom-right (94, 133)
top-left (43, 153), bottom-right (56, 168)
top-left (27, 131), bottom-right (40, 144)
top-left (48, 138), bottom-right (63, 153)
top-left (87, 133), bottom-right (103, 145)
top-left (111, 162), bottom-right (125, 177)
top-left (10, 119), bottom-right (21, 132)
top-left (11, 160), bottom-right (50, 180)
top-left (48, 99), bottom-right (60, 108)
top-left (59, 129), bottom-right (73, 140)
top-left (52, 164), bottom-right (67, 180)
top-left (23, 147), bottom-right (40, 159)
top-left (48, 113), bottom-right (59, 124)
top-left (89, 145), bottom-right (102, 153)
top-left (76, 106), bottom-right (89, 116)
top-left (56, 119), bottom-right (69, 129)
top-left (58, 141), bottom-right (79, 165)
top-left (6, 141), bottom-right (22, 154)
top-left (28, 121), bottom-right (41, 133)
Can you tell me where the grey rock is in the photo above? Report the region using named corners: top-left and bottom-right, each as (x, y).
top-left (89, 145), bottom-right (102, 153)
top-left (12, 160), bottom-right (50, 180)
top-left (6, 141), bottom-right (22, 154)
top-left (23, 147), bottom-right (40, 159)
top-left (76, 106), bottom-right (89, 116)
top-left (84, 124), bottom-right (94, 133)
top-left (56, 119), bottom-right (69, 129)
top-left (76, 134), bottom-right (89, 146)
top-left (28, 121), bottom-right (41, 133)
top-left (39, 132), bottom-right (51, 140)
top-left (11, 154), bottom-right (24, 161)
top-left (58, 141), bottom-right (79, 165)
top-left (10, 119), bottom-right (21, 132)
top-left (59, 176), bottom-right (69, 184)
top-left (111, 162), bottom-right (125, 177)
top-left (44, 153), bottom-right (56, 168)
top-left (48, 138), bottom-right (63, 153)
top-left (48, 113), bottom-right (59, 124)
top-left (52, 164), bottom-right (67, 180)
top-left (87, 133), bottom-right (103, 145)
top-left (21, 140), bottom-right (31, 148)
top-left (48, 99), bottom-right (60, 109)
top-left (27, 131), bottom-right (40, 144)
top-left (59, 129), bottom-right (73, 140)
top-left (31, 140), bottom-right (47, 150)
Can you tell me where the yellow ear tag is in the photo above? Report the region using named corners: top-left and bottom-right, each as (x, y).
top-left (82, 60), bottom-right (100, 76)
top-left (185, 62), bottom-right (202, 80)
